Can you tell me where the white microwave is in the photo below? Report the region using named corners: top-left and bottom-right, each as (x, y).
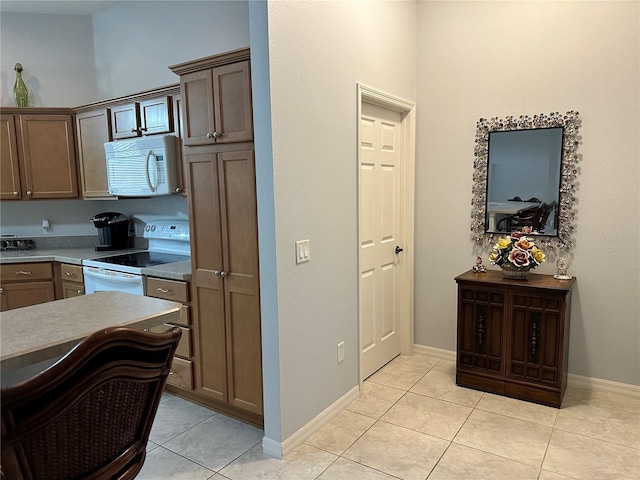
top-left (105, 135), bottom-right (179, 197)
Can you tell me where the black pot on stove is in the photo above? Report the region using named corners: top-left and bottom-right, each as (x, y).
top-left (90, 212), bottom-right (129, 251)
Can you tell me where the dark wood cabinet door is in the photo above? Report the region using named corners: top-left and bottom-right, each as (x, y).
top-left (507, 292), bottom-right (564, 387)
top-left (457, 286), bottom-right (506, 393)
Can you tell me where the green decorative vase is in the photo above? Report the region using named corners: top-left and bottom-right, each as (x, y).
top-left (13, 63), bottom-right (29, 107)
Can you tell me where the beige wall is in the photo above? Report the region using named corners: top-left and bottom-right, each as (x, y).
top-left (0, 12), bottom-right (98, 106)
top-left (255, 0), bottom-right (418, 443)
top-left (415, 0), bottom-right (639, 385)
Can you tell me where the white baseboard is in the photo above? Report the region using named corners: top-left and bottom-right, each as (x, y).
top-left (262, 385), bottom-right (360, 459)
top-left (261, 436), bottom-right (282, 458)
top-left (412, 344), bottom-right (456, 362)
top-left (413, 344), bottom-right (639, 397)
top-left (567, 373), bottom-right (640, 397)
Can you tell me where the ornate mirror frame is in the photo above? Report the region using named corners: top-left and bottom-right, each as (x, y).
top-left (471, 111), bottom-right (581, 250)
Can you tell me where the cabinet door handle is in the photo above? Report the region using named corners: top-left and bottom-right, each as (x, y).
top-left (26, 190), bottom-right (32, 197)
top-left (13, 191), bottom-right (18, 197)
top-left (140, 127), bottom-right (148, 132)
top-left (206, 131), bottom-right (222, 139)
top-left (219, 271), bottom-right (228, 278)
top-left (156, 287), bottom-right (173, 295)
top-left (0, 287), bottom-right (3, 294)
top-left (65, 271), bottom-right (77, 278)
top-left (15, 270), bottom-right (33, 276)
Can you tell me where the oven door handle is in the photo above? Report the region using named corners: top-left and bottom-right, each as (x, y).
top-left (83, 269), bottom-right (143, 284)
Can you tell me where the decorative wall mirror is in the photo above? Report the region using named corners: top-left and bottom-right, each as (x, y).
top-left (471, 111), bottom-right (581, 250)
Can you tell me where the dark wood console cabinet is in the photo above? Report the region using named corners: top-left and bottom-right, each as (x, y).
top-left (455, 270), bottom-right (575, 407)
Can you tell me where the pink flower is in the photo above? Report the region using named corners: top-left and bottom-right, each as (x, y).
top-left (508, 248), bottom-right (531, 267)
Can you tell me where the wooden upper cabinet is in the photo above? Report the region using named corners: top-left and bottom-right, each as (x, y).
top-left (110, 103), bottom-right (140, 139)
top-left (18, 114), bottom-right (78, 199)
top-left (76, 108), bottom-right (113, 198)
top-left (140, 96), bottom-right (173, 135)
top-left (1, 110), bottom-right (79, 200)
top-left (180, 60), bottom-right (253, 146)
top-left (1, 114), bottom-right (22, 200)
top-left (180, 70), bottom-right (214, 146)
top-left (110, 96), bottom-right (173, 139)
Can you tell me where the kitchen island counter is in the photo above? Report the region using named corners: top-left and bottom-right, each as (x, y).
top-left (1, 291), bottom-right (183, 372)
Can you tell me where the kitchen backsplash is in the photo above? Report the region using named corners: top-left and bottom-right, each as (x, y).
top-left (0, 235), bottom-right (148, 251)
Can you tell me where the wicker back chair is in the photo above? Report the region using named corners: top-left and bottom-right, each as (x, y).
top-left (1, 326), bottom-right (181, 480)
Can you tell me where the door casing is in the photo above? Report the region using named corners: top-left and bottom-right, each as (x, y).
top-left (357, 83), bottom-right (416, 383)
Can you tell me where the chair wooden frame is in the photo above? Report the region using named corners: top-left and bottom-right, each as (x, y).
top-left (1, 326), bottom-right (181, 480)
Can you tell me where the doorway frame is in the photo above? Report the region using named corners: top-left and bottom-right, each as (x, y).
top-left (356, 83), bottom-right (416, 384)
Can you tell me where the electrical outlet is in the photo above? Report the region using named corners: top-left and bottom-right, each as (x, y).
top-left (42, 218), bottom-right (53, 235)
top-left (337, 341), bottom-right (345, 363)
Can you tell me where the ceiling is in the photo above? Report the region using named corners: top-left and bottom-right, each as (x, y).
top-left (0, 1), bottom-right (120, 16)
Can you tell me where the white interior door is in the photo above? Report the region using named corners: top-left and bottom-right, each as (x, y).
top-left (359, 101), bottom-right (404, 380)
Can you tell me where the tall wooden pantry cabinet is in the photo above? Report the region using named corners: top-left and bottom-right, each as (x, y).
top-left (170, 49), bottom-right (262, 426)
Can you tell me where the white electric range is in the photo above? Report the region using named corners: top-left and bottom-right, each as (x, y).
top-left (83, 220), bottom-right (190, 296)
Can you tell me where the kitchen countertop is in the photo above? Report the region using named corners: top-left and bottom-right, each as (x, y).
top-left (1, 291), bottom-right (183, 372)
top-left (0, 248), bottom-right (191, 282)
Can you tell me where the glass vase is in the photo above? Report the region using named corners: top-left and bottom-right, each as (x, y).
top-left (13, 63), bottom-right (29, 107)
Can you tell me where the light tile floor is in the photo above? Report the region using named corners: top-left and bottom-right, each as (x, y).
top-left (139, 354), bottom-right (640, 480)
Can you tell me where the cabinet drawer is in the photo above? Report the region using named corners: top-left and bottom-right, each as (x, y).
top-left (167, 357), bottom-right (193, 390)
top-left (1, 263), bottom-right (53, 282)
top-left (60, 263), bottom-right (83, 283)
top-left (151, 324), bottom-right (191, 358)
top-left (61, 281), bottom-right (85, 298)
top-left (147, 277), bottom-right (189, 303)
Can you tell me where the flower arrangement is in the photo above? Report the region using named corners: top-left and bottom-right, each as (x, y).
top-left (489, 226), bottom-right (546, 272)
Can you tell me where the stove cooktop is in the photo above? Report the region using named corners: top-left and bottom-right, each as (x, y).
top-left (93, 251), bottom-right (190, 269)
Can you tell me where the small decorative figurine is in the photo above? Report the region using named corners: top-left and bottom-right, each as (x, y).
top-left (472, 256), bottom-right (486, 273)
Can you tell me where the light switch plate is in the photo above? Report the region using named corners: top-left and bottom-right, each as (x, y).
top-left (295, 239), bottom-right (310, 264)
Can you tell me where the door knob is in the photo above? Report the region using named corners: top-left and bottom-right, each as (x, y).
top-left (395, 246), bottom-right (404, 255)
